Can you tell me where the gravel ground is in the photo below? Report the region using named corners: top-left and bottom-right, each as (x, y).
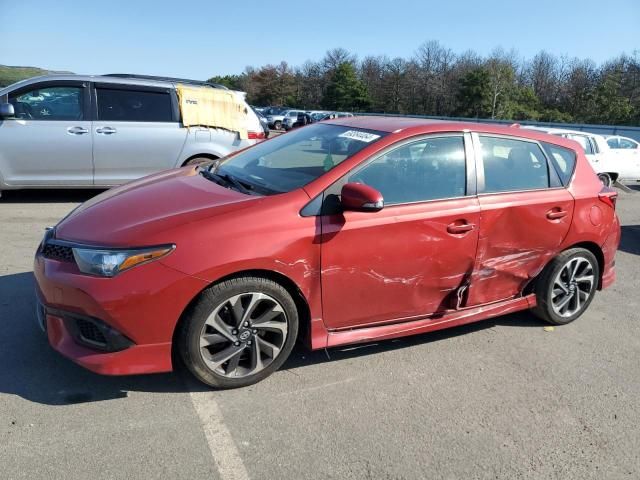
top-left (0, 185), bottom-right (639, 480)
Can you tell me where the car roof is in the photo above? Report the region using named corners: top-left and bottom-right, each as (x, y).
top-left (0, 73), bottom-right (229, 95)
top-left (322, 116), bottom-right (583, 150)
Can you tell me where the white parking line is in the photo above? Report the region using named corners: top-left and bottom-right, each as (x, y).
top-left (189, 390), bottom-right (250, 480)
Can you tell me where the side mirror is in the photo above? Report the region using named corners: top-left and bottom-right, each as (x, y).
top-left (341, 182), bottom-right (384, 212)
top-left (0, 103), bottom-right (15, 118)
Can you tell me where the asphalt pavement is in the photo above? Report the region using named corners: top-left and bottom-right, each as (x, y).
top-left (1, 186), bottom-right (639, 480)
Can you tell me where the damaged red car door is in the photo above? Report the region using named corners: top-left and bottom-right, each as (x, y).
top-left (320, 134), bottom-right (481, 330)
top-left (466, 134), bottom-right (574, 305)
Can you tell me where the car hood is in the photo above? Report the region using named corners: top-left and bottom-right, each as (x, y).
top-left (55, 167), bottom-right (259, 246)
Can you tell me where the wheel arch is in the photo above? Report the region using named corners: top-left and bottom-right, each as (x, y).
top-left (527, 241), bottom-right (605, 296)
top-left (180, 153), bottom-right (220, 167)
top-left (171, 268), bottom-right (312, 364)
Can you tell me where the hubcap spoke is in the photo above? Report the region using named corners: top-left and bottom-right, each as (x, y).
top-left (200, 333), bottom-right (227, 348)
top-left (205, 313), bottom-right (236, 342)
top-left (203, 345), bottom-right (244, 370)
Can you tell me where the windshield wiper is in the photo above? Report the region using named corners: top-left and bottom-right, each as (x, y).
top-left (199, 168), bottom-right (254, 195)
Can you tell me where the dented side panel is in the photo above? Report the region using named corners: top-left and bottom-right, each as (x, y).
top-left (320, 197), bottom-right (480, 330)
top-left (468, 189), bottom-right (574, 305)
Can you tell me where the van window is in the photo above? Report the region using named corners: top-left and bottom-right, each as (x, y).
top-left (479, 136), bottom-right (550, 193)
top-left (96, 88), bottom-right (173, 122)
top-left (9, 85), bottom-right (84, 120)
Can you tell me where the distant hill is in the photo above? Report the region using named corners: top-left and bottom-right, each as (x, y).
top-left (0, 65), bottom-right (73, 88)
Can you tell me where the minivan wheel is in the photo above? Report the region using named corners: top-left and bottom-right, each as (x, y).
top-left (185, 156), bottom-right (215, 167)
top-left (179, 276), bottom-right (298, 388)
top-left (597, 173), bottom-right (612, 187)
top-left (532, 248), bottom-right (599, 325)
top-left (274, 121), bottom-right (282, 130)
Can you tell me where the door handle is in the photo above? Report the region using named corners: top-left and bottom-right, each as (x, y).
top-left (546, 209), bottom-right (568, 220)
top-left (96, 126), bottom-right (117, 135)
top-left (447, 221), bottom-right (475, 234)
top-left (67, 126), bottom-right (88, 135)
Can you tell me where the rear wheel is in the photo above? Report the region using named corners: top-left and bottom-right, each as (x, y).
top-left (532, 248), bottom-right (599, 325)
top-left (184, 156), bottom-right (216, 167)
top-left (274, 120), bottom-right (282, 130)
top-left (179, 276), bottom-right (298, 388)
top-left (598, 173), bottom-right (612, 187)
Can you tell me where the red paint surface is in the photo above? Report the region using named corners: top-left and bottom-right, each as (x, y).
top-left (34, 118), bottom-right (621, 375)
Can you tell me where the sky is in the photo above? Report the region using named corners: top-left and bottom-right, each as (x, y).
top-left (1, 0), bottom-right (638, 80)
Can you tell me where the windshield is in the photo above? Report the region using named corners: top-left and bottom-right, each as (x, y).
top-left (215, 124), bottom-right (387, 195)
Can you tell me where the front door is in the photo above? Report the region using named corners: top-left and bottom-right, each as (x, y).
top-left (320, 134), bottom-right (480, 330)
top-left (466, 134), bottom-right (574, 305)
top-left (1, 82), bottom-right (92, 186)
top-left (92, 84), bottom-right (186, 185)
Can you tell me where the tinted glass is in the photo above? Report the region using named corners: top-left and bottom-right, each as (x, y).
top-left (619, 138), bottom-right (638, 149)
top-left (96, 88), bottom-right (173, 122)
top-left (606, 137), bottom-right (619, 148)
top-left (9, 86), bottom-right (84, 120)
top-left (348, 136), bottom-right (466, 204)
top-left (479, 136), bottom-right (549, 193)
top-left (542, 142), bottom-right (576, 186)
top-left (569, 134), bottom-right (594, 155)
top-left (218, 124), bottom-right (387, 194)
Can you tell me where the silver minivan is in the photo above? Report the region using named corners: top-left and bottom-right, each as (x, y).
top-left (0, 74), bottom-right (264, 193)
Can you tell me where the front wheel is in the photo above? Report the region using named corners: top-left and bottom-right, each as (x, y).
top-left (273, 120), bottom-right (282, 130)
top-left (532, 248), bottom-right (599, 325)
top-left (179, 276), bottom-right (299, 388)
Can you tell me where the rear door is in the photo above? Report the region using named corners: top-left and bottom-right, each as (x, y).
top-left (0, 81), bottom-right (93, 186)
top-left (466, 133), bottom-right (574, 306)
top-left (92, 83), bottom-right (187, 185)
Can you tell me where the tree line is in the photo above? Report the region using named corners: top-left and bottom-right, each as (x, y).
top-left (209, 41), bottom-right (640, 126)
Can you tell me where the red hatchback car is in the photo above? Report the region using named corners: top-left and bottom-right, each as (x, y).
top-left (34, 117), bottom-right (620, 388)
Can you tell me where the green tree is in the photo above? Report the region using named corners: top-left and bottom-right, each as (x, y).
top-left (322, 62), bottom-right (370, 111)
top-left (206, 74), bottom-right (244, 90)
top-left (456, 67), bottom-right (491, 117)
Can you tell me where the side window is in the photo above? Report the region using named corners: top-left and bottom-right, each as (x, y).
top-left (8, 85), bottom-right (84, 120)
top-left (619, 138), bottom-right (638, 149)
top-left (542, 142), bottom-right (577, 186)
top-left (567, 134), bottom-right (594, 155)
top-left (96, 88), bottom-right (173, 122)
top-left (479, 136), bottom-right (550, 193)
top-left (348, 136), bottom-right (466, 205)
top-left (607, 137), bottom-right (619, 149)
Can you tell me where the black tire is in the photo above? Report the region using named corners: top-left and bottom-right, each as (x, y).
top-left (597, 173), bottom-right (612, 187)
top-left (531, 248), bottom-right (599, 325)
top-left (274, 120), bottom-right (282, 130)
top-left (184, 156), bottom-right (216, 167)
top-left (179, 276), bottom-right (299, 389)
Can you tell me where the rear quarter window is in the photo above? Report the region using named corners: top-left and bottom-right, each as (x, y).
top-left (542, 142), bottom-right (576, 186)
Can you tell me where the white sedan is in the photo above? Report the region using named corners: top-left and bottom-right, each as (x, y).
top-left (526, 127), bottom-right (640, 186)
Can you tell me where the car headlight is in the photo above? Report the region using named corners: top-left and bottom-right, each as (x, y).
top-left (72, 245), bottom-right (175, 277)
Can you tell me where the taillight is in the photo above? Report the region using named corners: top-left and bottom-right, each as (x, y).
top-left (247, 131), bottom-right (266, 140)
top-left (598, 187), bottom-right (617, 210)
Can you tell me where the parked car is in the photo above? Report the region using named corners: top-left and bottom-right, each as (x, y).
top-left (34, 117), bottom-right (620, 388)
top-left (266, 109), bottom-right (304, 130)
top-left (0, 74), bottom-right (264, 194)
top-left (251, 107), bottom-right (270, 138)
top-left (524, 127), bottom-right (640, 186)
top-left (283, 111), bottom-right (312, 131)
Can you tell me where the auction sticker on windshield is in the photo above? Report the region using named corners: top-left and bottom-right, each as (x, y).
top-left (338, 130), bottom-right (381, 142)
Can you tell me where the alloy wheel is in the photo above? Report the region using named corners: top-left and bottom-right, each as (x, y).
top-left (551, 257), bottom-right (595, 318)
top-left (199, 292), bottom-right (288, 378)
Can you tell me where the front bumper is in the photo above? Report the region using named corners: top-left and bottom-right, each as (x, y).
top-left (34, 251), bottom-right (207, 375)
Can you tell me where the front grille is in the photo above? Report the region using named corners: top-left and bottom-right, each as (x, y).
top-left (75, 318), bottom-right (108, 346)
top-left (42, 243), bottom-right (74, 262)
